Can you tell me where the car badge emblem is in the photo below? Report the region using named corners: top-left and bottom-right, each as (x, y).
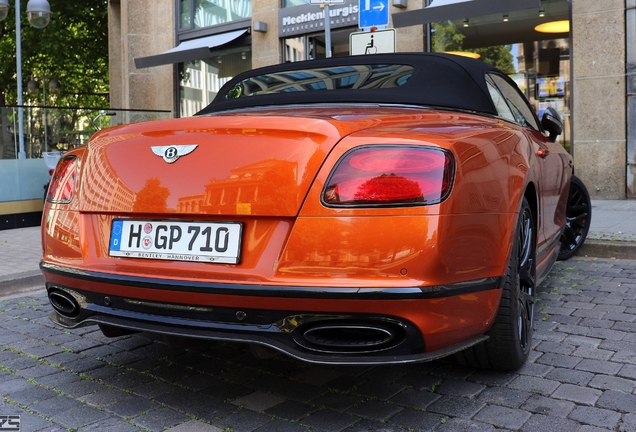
top-left (151, 144), bottom-right (198, 163)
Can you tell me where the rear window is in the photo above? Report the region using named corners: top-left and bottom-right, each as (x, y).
top-left (225, 64), bottom-right (414, 99)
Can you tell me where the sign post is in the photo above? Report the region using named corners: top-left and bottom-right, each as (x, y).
top-left (310, 0), bottom-right (346, 58)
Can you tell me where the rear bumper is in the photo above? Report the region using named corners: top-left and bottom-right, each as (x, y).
top-left (41, 261), bottom-right (501, 365)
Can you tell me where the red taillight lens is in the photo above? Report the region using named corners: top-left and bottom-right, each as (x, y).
top-left (46, 156), bottom-right (77, 203)
top-left (323, 146), bottom-right (454, 206)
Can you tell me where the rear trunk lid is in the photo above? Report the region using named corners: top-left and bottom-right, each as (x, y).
top-left (79, 111), bottom-right (357, 217)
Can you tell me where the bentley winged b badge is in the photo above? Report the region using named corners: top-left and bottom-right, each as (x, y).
top-left (151, 144), bottom-right (198, 163)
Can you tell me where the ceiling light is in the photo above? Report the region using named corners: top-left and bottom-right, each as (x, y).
top-left (217, 56), bottom-right (222, 64)
top-left (241, 51), bottom-right (246, 60)
top-left (503, 13), bottom-right (509, 22)
top-left (463, 18), bottom-right (469, 27)
top-left (535, 20), bottom-right (569, 33)
top-left (445, 51), bottom-right (480, 59)
top-left (539, 7), bottom-right (545, 17)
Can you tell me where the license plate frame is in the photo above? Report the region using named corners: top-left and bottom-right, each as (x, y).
top-left (109, 219), bottom-right (243, 264)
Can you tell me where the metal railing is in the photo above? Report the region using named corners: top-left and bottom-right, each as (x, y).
top-left (0, 105), bottom-right (172, 160)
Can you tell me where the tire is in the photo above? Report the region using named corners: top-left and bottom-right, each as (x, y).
top-left (558, 175), bottom-right (592, 261)
top-left (456, 197), bottom-right (536, 371)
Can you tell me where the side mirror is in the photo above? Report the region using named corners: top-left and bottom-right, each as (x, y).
top-left (541, 107), bottom-right (563, 142)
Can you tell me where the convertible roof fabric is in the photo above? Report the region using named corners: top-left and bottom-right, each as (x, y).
top-left (197, 53), bottom-right (500, 116)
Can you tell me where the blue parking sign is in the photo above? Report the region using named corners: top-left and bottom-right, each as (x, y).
top-left (359, 0), bottom-right (389, 28)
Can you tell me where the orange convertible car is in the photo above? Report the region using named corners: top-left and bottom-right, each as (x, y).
top-left (41, 53), bottom-right (589, 370)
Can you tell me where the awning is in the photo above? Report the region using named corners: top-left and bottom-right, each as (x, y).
top-left (134, 29), bottom-right (249, 69)
top-left (392, 0), bottom-right (542, 28)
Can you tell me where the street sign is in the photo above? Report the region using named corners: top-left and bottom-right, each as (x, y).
top-left (359, 0), bottom-right (389, 28)
top-left (309, 0), bottom-right (345, 4)
top-left (350, 29), bottom-right (395, 55)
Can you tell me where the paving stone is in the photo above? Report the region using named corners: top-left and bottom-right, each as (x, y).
top-left (232, 391), bottom-right (285, 412)
top-left (389, 408), bottom-right (445, 432)
top-left (427, 395), bottom-right (486, 418)
top-left (131, 407), bottom-right (191, 432)
top-left (104, 396), bottom-right (161, 418)
top-left (473, 405), bottom-right (531, 430)
top-left (7, 385), bottom-right (57, 405)
top-left (466, 370), bottom-right (516, 387)
top-left (0, 377), bottom-right (32, 395)
top-left (395, 371), bottom-right (443, 389)
top-left (589, 374), bottom-right (636, 393)
top-left (311, 392), bottom-right (365, 412)
top-left (536, 352), bottom-right (582, 368)
top-left (476, 386), bottom-right (532, 408)
top-left (35, 370), bottom-right (80, 388)
top-left (21, 343), bottom-right (65, 358)
top-left (16, 412), bottom-right (57, 432)
top-left (520, 394), bottom-right (576, 417)
top-left (355, 380), bottom-right (405, 401)
top-left (346, 399), bottom-right (402, 421)
top-left (516, 361), bottom-right (554, 377)
top-left (1, 356), bottom-right (41, 371)
top-left (389, 388), bottom-right (441, 409)
top-left (164, 420), bottom-right (224, 432)
top-left (552, 383), bottom-right (602, 405)
top-left (254, 419), bottom-right (308, 432)
top-left (575, 359), bottom-right (623, 375)
top-left (271, 380), bottom-right (328, 403)
top-left (619, 364), bottom-right (636, 380)
top-left (545, 367), bottom-right (594, 386)
top-left (56, 378), bottom-right (105, 398)
top-left (507, 375), bottom-right (560, 394)
top-left (107, 370), bottom-right (155, 390)
top-left (265, 399), bottom-right (316, 420)
top-left (568, 406), bottom-right (622, 429)
top-left (292, 367), bottom-right (343, 386)
top-left (16, 364), bottom-right (60, 379)
top-left (535, 341), bottom-right (576, 355)
top-left (301, 409), bottom-right (359, 432)
top-left (434, 417), bottom-right (494, 432)
top-left (522, 413), bottom-right (589, 432)
top-left (596, 390), bottom-right (636, 413)
top-left (52, 404), bottom-right (111, 430)
top-left (30, 395), bottom-right (84, 417)
top-left (182, 397), bottom-right (236, 423)
top-left (341, 418), bottom-right (405, 432)
top-left (436, 378), bottom-right (485, 397)
top-left (200, 380), bottom-right (254, 401)
top-left (214, 409), bottom-right (272, 432)
top-left (131, 380), bottom-right (176, 398)
top-left (77, 416), bottom-right (145, 431)
top-left (80, 387), bottom-right (131, 407)
top-left (174, 373), bottom-right (220, 391)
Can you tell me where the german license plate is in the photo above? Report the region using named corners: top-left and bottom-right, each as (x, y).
top-left (109, 219), bottom-right (242, 264)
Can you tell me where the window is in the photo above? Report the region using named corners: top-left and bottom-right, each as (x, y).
top-left (180, 0), bottom-right (251, 30)
top-left (487, 73), bottom-right (540, 131)
top-left (486, 79), bottom-right (515, 122)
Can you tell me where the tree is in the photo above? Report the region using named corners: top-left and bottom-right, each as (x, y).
top-left (432, 21), bottom-right (515, 74)
top-left (133, 178), bottom-right (170, 213)
top-left (0, 1), bottom-right (109, 157)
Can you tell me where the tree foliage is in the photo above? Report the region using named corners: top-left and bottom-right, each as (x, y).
top-left (0, 0), bottom-right (109, 108)
top-left (432, 21), bottom-right (515, 74)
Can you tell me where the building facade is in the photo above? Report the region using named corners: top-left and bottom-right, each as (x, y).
top-left (108, 0), bottom-right (634, 199)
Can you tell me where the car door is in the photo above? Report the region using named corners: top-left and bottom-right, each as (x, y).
top-left (485, 73), bottom-right (565, 261)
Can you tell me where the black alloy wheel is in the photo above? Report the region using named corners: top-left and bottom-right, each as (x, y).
top-left (558, 175), bottom-right (592, 260)
top-left (456, 197), bottom-right (536, 371)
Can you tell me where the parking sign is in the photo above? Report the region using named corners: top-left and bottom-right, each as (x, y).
top-left (359, 0), bottom-right (389, 28)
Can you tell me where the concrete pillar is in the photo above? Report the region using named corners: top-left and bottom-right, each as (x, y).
top-left (252, 0), bottom-right (281, 69)
top-left (109, 0), bottom-right (175, 114)
top-left (571, 0), bottom-right (626, 198)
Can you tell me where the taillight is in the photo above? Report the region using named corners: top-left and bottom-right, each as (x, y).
top-left (323, 146), bottom-right (454, 206)
top-left (46, 156), bottom-right (77, 203)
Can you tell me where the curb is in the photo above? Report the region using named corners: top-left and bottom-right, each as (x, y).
top-left (579, 239), bottom-right (636, 260)
top-left (0, 271), bottom-right (44, 297)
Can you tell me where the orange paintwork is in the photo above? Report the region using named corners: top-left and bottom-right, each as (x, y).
top-left (41, 106), bottom-right (572, 356)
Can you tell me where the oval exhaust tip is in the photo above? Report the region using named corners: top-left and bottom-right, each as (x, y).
top-left (49, 291), bottom-right (80, 317)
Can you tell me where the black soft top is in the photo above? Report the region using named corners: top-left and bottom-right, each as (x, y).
top-left (197, 52), bottom-right (500, 116)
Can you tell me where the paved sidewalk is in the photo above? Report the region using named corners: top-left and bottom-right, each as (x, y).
top-left (0, 199), bottom-right (635, 295)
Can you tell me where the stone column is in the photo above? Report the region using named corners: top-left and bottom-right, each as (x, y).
top-left (109, 0), bottom-right (175, 114)
top-left (572, 0), bottom-right (626, 198)
top-left (252, 0), bottom-right (281, 69)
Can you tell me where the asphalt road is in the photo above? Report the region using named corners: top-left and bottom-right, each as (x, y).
top-left (1, 256), bottom-right (635, 432)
